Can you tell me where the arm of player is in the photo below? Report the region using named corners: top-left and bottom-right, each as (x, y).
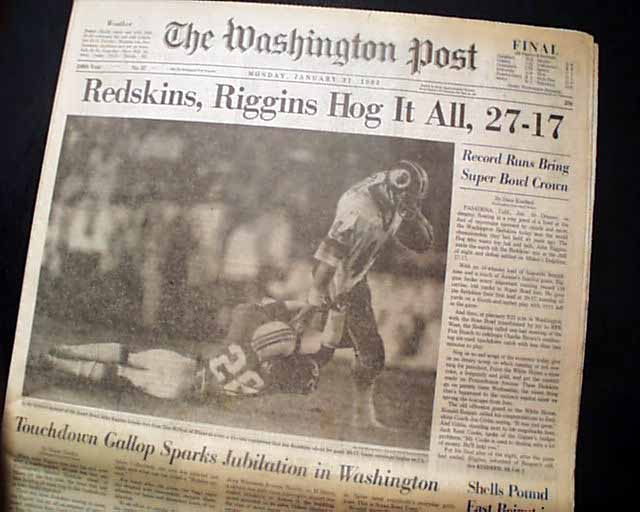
top-left (293, 199), bottom-right (354, 332)
top-left (256, 298), bottom-right (308, 325)
top-left (416, 211), bottom-right (435, 249)
top-left (281, 300), bottom-right (307, 313)
top-left (291, 259), bottom-right (337, 333)
top-left (309, 259), bottom-right (336, 306)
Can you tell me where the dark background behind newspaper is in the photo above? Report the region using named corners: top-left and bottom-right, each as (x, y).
top-left (0, 0), bottom-right (636, 510)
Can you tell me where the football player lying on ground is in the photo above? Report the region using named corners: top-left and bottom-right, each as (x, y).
top-left (42, 299), bottom-right (339, 400)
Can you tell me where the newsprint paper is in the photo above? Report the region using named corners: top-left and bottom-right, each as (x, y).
top-left (2, 1), bottom-right (598, 511)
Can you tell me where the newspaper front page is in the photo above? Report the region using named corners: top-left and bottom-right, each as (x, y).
top-left (2, 1), bottom-right (598, 511)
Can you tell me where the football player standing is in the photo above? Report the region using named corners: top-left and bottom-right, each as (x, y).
top-left (294, 160), bottom-right (435, 429)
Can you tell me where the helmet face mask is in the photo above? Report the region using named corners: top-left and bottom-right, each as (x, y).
top-left (396, 189), bottom-right (421, 220)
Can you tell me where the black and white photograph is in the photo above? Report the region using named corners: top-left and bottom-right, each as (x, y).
top-left (23, 116), bottom-right (454, 450)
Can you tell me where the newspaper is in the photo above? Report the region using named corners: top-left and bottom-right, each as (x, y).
top-left (2, 1), bottom-right (598, 511)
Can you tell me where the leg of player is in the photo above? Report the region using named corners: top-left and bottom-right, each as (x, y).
top-left (46, 344), bottom-right (197, 400)
top-left (45, 354), bottom-right (116, 383)
top-left (49, 342), bottom-right (128, 364)
top-left (352, 367), bottom-right (382, 429)
top-left (351, 351), bottom-right (388, 429)
top-left (346, 280), bottom-right (388, 430)
top-left (45, 342), bottom-right (126, 383)
top-left (120, 349), bottom-right (198, 400)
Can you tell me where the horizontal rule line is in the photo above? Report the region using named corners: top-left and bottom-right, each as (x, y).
top-left (463, 142), bottom-right (570, 157)
top-left (74, 69), bottom-right (573, 111)
top-left (459, 186), bottom-right (569, 201)
top-left (75, 58), bottom-right (573, 100)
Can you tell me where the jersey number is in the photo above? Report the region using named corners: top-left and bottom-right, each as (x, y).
top-left (208, 344), bottom-right (265, 395)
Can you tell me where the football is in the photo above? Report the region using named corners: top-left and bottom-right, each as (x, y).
top-left (394, 216), bottom-right (434, 253)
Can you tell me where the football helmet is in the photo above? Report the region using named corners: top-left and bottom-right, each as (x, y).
top-left (251, 321), bottom-right (298, 362)
top-left (386, 160), bottom-right (429, 220)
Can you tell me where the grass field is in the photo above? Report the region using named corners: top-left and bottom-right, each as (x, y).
top-left (23, 316), bottom-right (435, 451)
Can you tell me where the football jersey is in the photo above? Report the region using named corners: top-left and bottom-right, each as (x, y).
top-left (315, 173), bottom-right (403, 297)
top-left (197, 300), bottom-right (294, 397)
